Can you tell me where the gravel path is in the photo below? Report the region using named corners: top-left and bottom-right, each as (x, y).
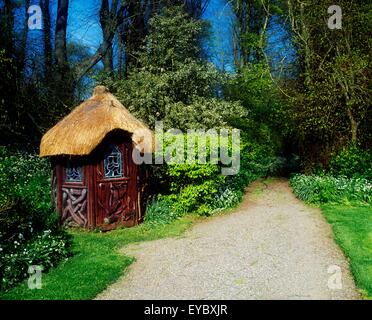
top-left (96, 179), bottom-right (360, 300)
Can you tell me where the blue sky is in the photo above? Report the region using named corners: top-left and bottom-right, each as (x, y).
top-left (201, 0), bottom-right (236, 71)
top-left (68, 0), bottom-right (102, 48)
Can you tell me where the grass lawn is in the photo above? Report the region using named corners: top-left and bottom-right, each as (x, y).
top-left (321, 204), bottom-right (372, 298)
top-left (0, 215), bottom-right (200, 300)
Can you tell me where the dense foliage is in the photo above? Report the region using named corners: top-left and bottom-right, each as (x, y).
top-left (0, 148), bottom-right (72, 291)
top-left (329, 145), bottom-right (372, 180)
top-left (291, 144), bottom-right (372, 205)
top-left (290, 174), bottom-right (372, 204)
top-left (101, 7), bottom-right (247, 131)
top-left (145, 132), bottom-right (280, 224)
top-left (286, 0), bottom-right (372, 167)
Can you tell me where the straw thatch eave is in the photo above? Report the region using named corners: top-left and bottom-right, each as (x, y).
top-left (40, 86), bottom-right (153, 157)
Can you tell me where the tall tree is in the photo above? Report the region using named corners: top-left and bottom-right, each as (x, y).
top-left (124, 0), bottom-right (146, 72)
top-left (285, 0), bottom-right (371, 166)
top-left (17, 0), bottom-right (30, 76)
top-left (41, 0), bottom-right (52, 80)
top-left (1, 0), bottom-right (14, 56)
top-left (119, 0), bottom-right (210, 76)
top-left (99, 0), bottom-right (124, 73)
top-left (55, 0), bottom-right (70, 80)
top-left (74, 1), bottom-right (127, 83)
top-left (106, 6), bottom-right (246, 130)
top-left (230, 0), bottom-right (276, 68)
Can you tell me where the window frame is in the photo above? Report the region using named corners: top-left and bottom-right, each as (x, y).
top-left (65, 160), bottom-right (84, 183)
top-left (103, 144), bottom-right (124, 179)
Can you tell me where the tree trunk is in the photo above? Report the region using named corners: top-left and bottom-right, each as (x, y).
top-left (55, 0), bottom-right (70, 78)
top-left (54, 0), bottom-right (73, 103)
top-left (41, 0), bottom-right (52, 80)
top-left (74, 1), bottom-right (127, 83)
top-left (258, 1), bottom-right (269, 61)
top-left (3, 0), bottom-right (14, 56)
top-left (103, 45), bottom-right (113, 73)
top-left (118, 31), bottom-right (124, 79)
top-left (18, 0), bottom-right (30, 77)
top-left (99, 0), bottom-right (114, 73)
top-left (125, 0), bottom-right (145, 72)
top-left (347, 108), bottom-right (358, 143)
top-left (232, 27), bottom-right (240, 70)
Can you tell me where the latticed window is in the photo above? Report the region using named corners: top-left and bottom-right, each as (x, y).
top-left (66, 161), bottom-right (83, 182)
top-left (104, 145), bottom-right (123, 178)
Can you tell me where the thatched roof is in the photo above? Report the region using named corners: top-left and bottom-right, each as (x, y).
top-left (40, 86), bottom-right (153, 157)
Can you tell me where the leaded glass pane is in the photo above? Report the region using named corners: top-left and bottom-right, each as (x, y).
top-left (66, 162), bottom-right (83, 182)
top-left (104, 145), bottom-right (123, 178)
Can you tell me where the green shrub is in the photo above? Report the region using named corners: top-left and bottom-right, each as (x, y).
top-left (290, 174), bottom-right (372, 204)
top-left (228, 137), bottom-right (281, 193)
top-left (148, 133), bottom-right (280, 219)
top-left (0, 148), bottom-right (57, 241)
top-left (0, 147), bottom-right (72, 292)
top-left (329, 145), bottom-right (372, 180)
top-left (144, 197), bottom-right (181, 226)
top-left (175, 179), bottom-right (223, 215)
top-left (0, 230), bottom-right (72, 291)
top-left (209, 186), bottom-right (242, 213)
top-left (166, 162), bottom-right (224, 193)
top-left (149, 131), bottom-right (233, 216)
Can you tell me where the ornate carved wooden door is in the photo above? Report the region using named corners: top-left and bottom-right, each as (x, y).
top-left (95, 141), bottom-right (138, 227)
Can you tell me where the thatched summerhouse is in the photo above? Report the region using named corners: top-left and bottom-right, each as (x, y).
top-left (40, 86), bottom-right (153, 229)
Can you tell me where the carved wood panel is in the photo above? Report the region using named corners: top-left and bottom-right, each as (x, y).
top-left (96, 182), bottom-right (136, 225)
top-left (62, 188), bottom-right (88, 227)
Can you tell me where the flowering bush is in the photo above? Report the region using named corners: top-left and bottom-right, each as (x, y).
top-left (0, 147), bottom-right (72, 292)
top-left (210, 186), bottom-right (242, 213)
top-left (290, 174), bottom-right (372, 204)
top-left (0, 230), bottom-right (72, 291)
top-left (144, 196), bottom-right (181, 226)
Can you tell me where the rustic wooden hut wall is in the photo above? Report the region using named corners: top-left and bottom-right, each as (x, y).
top-left (40, 86), bottom-right (153, 229)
